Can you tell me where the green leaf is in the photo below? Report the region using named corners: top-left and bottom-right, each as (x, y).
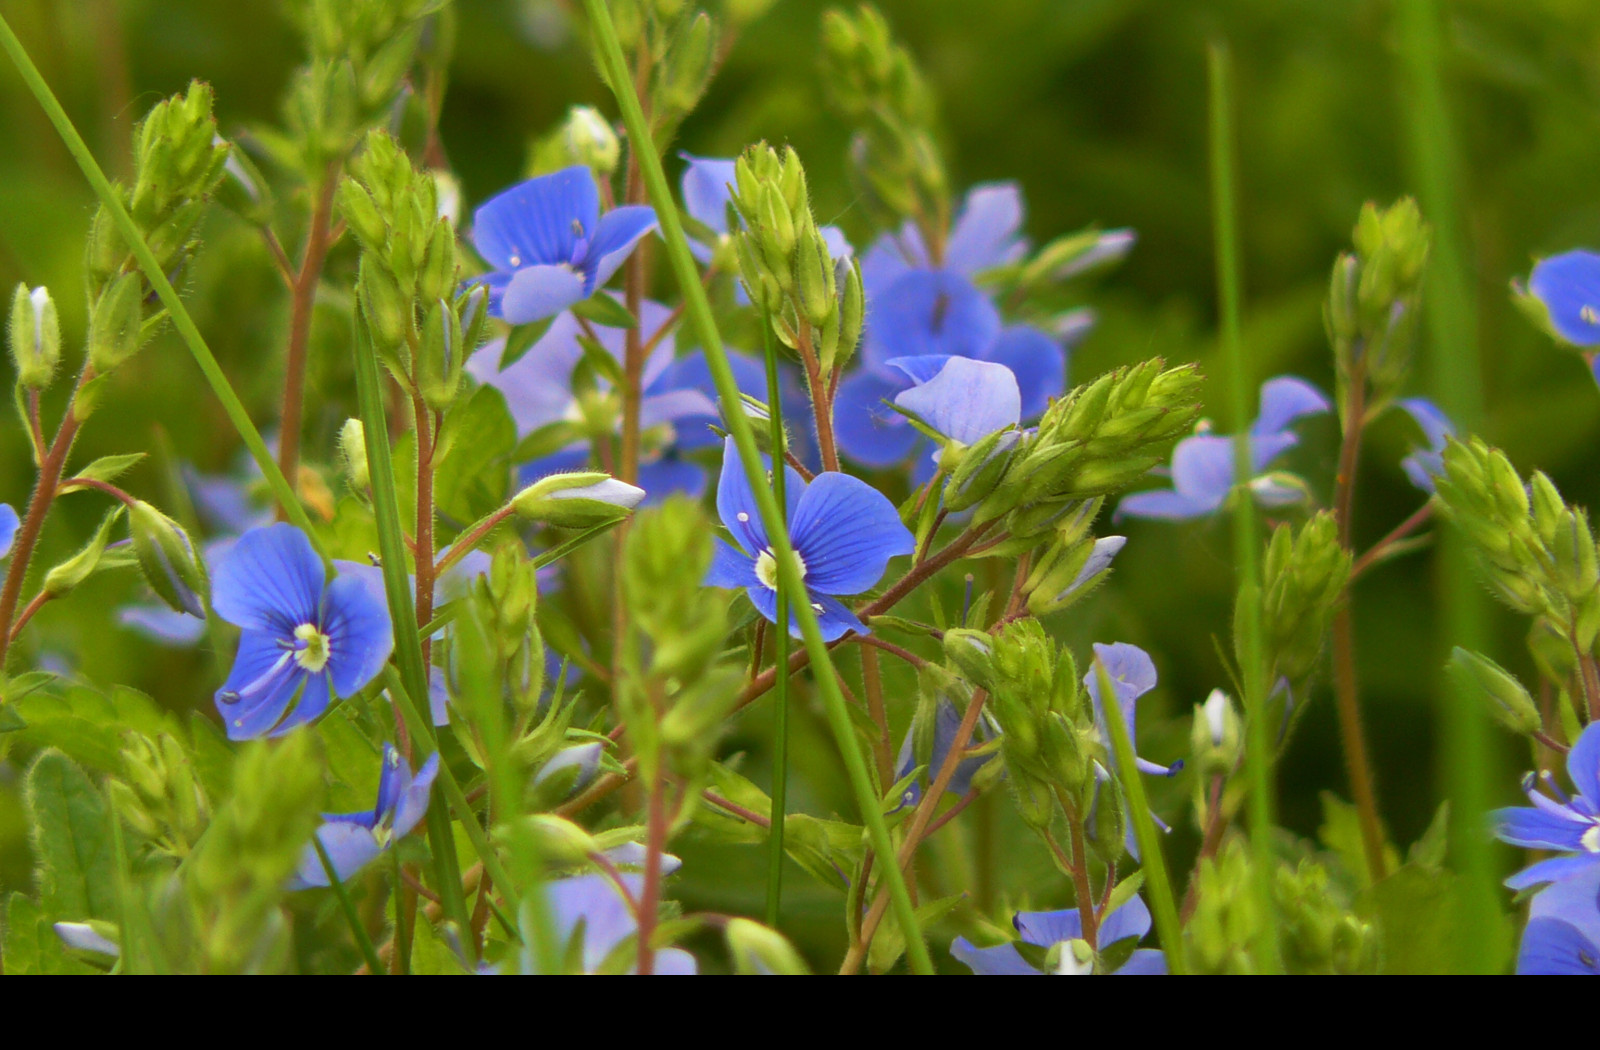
top-left (1408, 801), bottom-right (1450, 872)
top-left (410, 919), bottom-right (472, 974)
top-left (3, 892), bottom-right (89, 974)
top-left (1318, 791), bottom-right (1398, 889)
top-left (869, 892), bottom-right (963, 973)
top-left (14, 684), bottom-right (176, 774)
top-left (41, 505), bottom-right (126, 597)
top-left (61, 452), bottom-right (145, 489)
top-left (570, 289), bottom-right (637, 329)
top-left (782, 813), bottom-right (863, 893)
top-left (26, 750), bottom-right (118, 922)
top-left (434, 383), bottom-right (516, 523)
top-left (1360, 863), bottom-right (1512, 975)
top-left (574, 331), bottom-right (625, 387)
top-left (497, 316), bottom-right (556, 370)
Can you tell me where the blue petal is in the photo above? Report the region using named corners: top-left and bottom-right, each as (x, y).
top-left (1014, 908), bottom-right (1084, 947)
top-left (649, 948), bottom-right (699, 975)
top-left (322, 572), bottom-right (395, 699)
top-left (184, 467), bottom-right (271, 534)
top-left (707, 538), bottom-right (758, 589)
top-left (1529, 250), bottom-right (1600, 347)
top-left (944, 182), bottom-right (1027, 275)
top-left (211, 524), bottom-right (324, 635)
top-left (892, 356), bottom-right (1020, 445)
top-left (860, 225), bottom-right (928, 299)
top-left (392, 753), bottom-right (439, 840)
top-left (680, 154), bottom-right (736, 235)
top-left (820, 225), bottom-right (854, 260)
top-left (810, 592), bottom-right (868, 641)
top-left (535, 743), bottom-right (603, 795)
top-left (268, 672), bottom-right (331, 737)
top-left (466, 315), bottom-right (585, 435)
top-left (585, 205), bottom-right (658, 291)
top-left (117, 604), bottom-right (205, 646)
top-left (214, 630), bottom-right (304, 740)
top-left (472, 167), bottom-right (599, 272)
top-left (883, 355), bottom-right (952, 386)
top-left (949, 937), bottom-right (1041, 975)
top-left (833, 368), bottom-right (921, 467)
top-left (868, 269), bottom-right (1001, 363)
top-left (498, 264), bottom-right (587, 325)
top-left (1097, 895), bottom-right (1154, 945)
top-left (375, 743), bottom-right (407, 821)
top-left (0, 503), bottom-right (17, 558)
top-left (1529, 864), bottom-right (1600, 947)
top-left (1252, 376), bottom-right (1331, 438)
top-left (1506, 854), bottom-right (1600, 892)
top-left (981, 326), bottom-right (1064, 420)
top-left (636, 456), bottom-right (707, 505)
top-left (1396, 397), bottom-right (1453, 451)
top-left (543, 873), bottom-right (640, 973)
top-left (640, 388), bottom-right (720, 429)
top-left (715, 437), bottom-right (802, 556)
top-left (1170, 435), bottom-right (1236, 511)
top-left (1493, 805), bottom-right (1591, 851)
top-left (289, 821), bottom-right (383, 889)
top-left (1115, 949), bottom-right (1169, 975)
top-left (789, 471), bottom-right (914, 595)
top-left (1114, 488), bottom-right (1213, 522)
top-left (1570, 721), bottom-right (1600, 806)
top-left (1517, 918), bottom-right (1600, 974)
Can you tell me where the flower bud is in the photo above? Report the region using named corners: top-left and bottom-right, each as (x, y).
top-left (1190, 688), bottom-right (1243, 776)
top-left (1446, 647), bottom-right (1543, 737)
top-left (43, 507), bottom-right (125, 599)
top-left (942, 628), bottom-right (997, 691)
top-left (87, 273), bottom-right (144, 373)
top-left (9, 284), bottom-right (59, 390)
top-left (358, 259), bottom-right (410, 362)
top-left (561, 106), bottom-right (620, 177)
top-left (54, 921), bottom-right (120, 959)
top-left (129, 500), bottom-right (208, 617)
top-left (1027, 535), bottom-right (1125, 617)
top-left (417, 299), bottom-right (464, 410)
top-left (417, 220), bottom-right (458, 305)
top-left (726, 918), bottom-right (810, 975)
top-left (338, 419), bottom-right (369, 490)
top-left (512, 472), bottom-right (645, 529)
top-left (795, 228), bottom-right (836, 329)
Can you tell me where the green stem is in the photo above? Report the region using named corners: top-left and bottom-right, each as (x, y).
top-left (1208, 40), bottom-right (1282, 973)
top-left (0, 16), bottom-right (320, 551)
top-left (314, 834), bottom-right (385, 975)
top-left (762, 305), bottom-right (790, 929)
top-left (1094, 658), bottom-right (1187, 975)
top-left (582, 0), bottom-right (931, 974)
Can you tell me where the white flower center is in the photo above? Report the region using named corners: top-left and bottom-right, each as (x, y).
top-left (1051, 940), bottom-right (1095, 976)
top-left (1584, 824), bottom-right (1600, 854)
top-left (294, 622), bottom-right (332, 673)
top-left (754, 548), bottom-right (806, 591)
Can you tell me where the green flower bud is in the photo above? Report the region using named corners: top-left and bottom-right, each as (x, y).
top-left (835, 257), bottom-right (865, 367)
top-left (942, 429), bottom-right (1021, 512)
top-left (417, 220), bottom-right (458, 305)
top-left (1446, 647), bottom-right (1543, 737)
top-left (87, 273), bottom-right (145, 373)
top-left (129, 500), bottom-right (209, 618)
top-left (562, 106), bottom-right (620, 176)
top-left (517, 814), bottom-right (601, 867)
top-left (338, 419), bottom-right (369, 491)
top-left (725, 918), bottom-right (810, 974)
top-left (1027, 535), bottom-right (1126, 618)
top-left (43, 507), bottom-right (124, 599)
top-left (215, 137), bottom-right (273, 226)
top-left (417, 299), bottom-right (464, 410)
top-left (943, 628), bottom-right (997, 690)
top-left (1190, 688), bottom-right (1243, 776)
top-left (9, 284), bottom-right (59, 390)
top-left (1257, 512), bottom-right (1351, 684)
top-left (512, 472), bottom-right (645, 529)
top-left (358, 259), bottom-right (410, 364)
top-left (795, 229), bottom-right (836, 329)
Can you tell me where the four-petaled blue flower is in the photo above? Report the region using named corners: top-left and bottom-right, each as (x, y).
top-left (707, 437), bottom-right (913, 641)
top-left (211, 524), bottom-right (394, 740)
top-left (1115, 376), bottom-right (1330, 521)
top-left (1395, 398), bottom-right (1453, 494)
top-left (950, 894), bottom-right (1168, 975)
top-left (1528, 250), bottom-right (1600, 348)
top-left (1493, 721), bottom-right (1600, 891)
top-left (1517, 864), bottom-right (1600, 974)
top-left (861, 182), bottom-right (1031, 291)
top-left (290, 743), bottom-right (438, 889)
top-left (469, 166), bottom-right (657, 325)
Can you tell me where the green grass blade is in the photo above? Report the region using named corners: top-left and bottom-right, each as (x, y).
top-left (761, 306), bottom-right (790, 929)
top-left (314, 834), bottom-right (386, 975)
top-left (581, 0), bottom-right (933, 973)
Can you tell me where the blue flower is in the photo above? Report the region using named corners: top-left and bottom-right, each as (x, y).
top-left (1084, 642), bottom-right (1182, 779)
top-left (290, 743), bottom-right (438, 889)
top-left (0, 503), bottom-right (18, 559)
top-left (889, 355), bottom-right (1021, 451)
top-left (950, 894), bottom-right (1167, 975)
top-left (211, 524), bottom-right (394, 740)
top-left (1395, 398), bottom-right (1453, 494)
top-left (861, 182), bottom-right (1031, 290)
top-left (706, 437), bottom-right (913, 641)
top-left (1115, 376), bottom-right (1330, 521)
top-left (1518, 865), bottom-right (1600, 974)
top-left (1493, 721), bottom-right (1600, 891)
top-left (469, 166), bottom-right (657, 325)
top-left (892, 696), bottom-right (997, 810)
top-left (1528, 250), bottom-right (1600, 347)
top-left (834, 269), bottom-right (1066, 474)
top-left (522, 869), bottom-right (698, 974)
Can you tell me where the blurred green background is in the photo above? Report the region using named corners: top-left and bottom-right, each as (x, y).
top-left (2, 0), bottom-right (1599, 961)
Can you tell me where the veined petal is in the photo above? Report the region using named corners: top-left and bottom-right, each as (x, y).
top-left (214, 630), bottom-right (303, 740)
top-left (1517, 918), bottom-right (1600, 974)
top-left (322, 572), bottom-right (395, 698)
top-left (789, 471), bottom-right (914, 595)
top-left (1569, 722), bottom-right (1600, 807)
top-left (1252, 375), bottom-right (1330, 438)
top-left (892, 356), bottom-right (1020, 445)
top-left (1506, 853), bottom-right (1600, 892)
top-left (211, 523), bottom-right (324, 634)
top-left (269, 673), bottom-right (331, 737)
top-left (1169, 435), bottom-right (1235, 511)
top-left (949, 937), bottom-right (1041, 975)
top-left (499, 264), bottom-right (587, 325)
top-left (810, 592), bottom-right (868, 641)
top-left (392, 753), bottom-right (439, 840)
top-left (982, 326), bottom-right (1064, 420)
top-left (1014, 908), bottom-right (1085, 948)
top-left (715, 437), bottom-right (802, 555)
top-left (1097, 895), bottom-right (1154, 945)
top-left (1529, 863), bottom-right (1600, 947)
top-left (945, 182), bottom-right (1027, 275)
top-left (1529, 250), bottom-right (1600, 347)
top-left (870, 269), bottom-right (1001, 361)
top-left (585, 205), bottom-right (658, 291)
top-left (706, 539), bottom-right (757, 589)
top-left (833, 368), bottom-right (921, 467)
top-left (472, 167), bottom-right (599, 272)
top-left (1492, 805), bottom-right (1591, 851)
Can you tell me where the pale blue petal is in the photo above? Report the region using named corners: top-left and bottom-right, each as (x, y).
top-left (1115, 949), bottom-right (1168, 975)
top-left (869, 269), bottom-right (1001, 362)
top-left (949, 938), bottom-right (1040, 975)
top-left (499, 264), bottom-right (587, 325)
top-left (1572, 722), bottom-right (1600, 807)
top-left (269, 672), bottom-right (331, 737)
top-left (215, 631), bottom-right (305, 741)
top-left (648, 948), bottom-right (699, 975)
top-left (211, 523), bottom-right (324, 634)
top-left (820, 225), bottom-right (854, 260)
top-left (322, 573), bottom-right (395, 698)
top-left (1529, 250), bottom-right (1600, 347)
top-left (707, 538), bottom-right (758, 589)
top-left (1014, 908), bottom-right (1084, 947)
top-left (1114, 488), bottom-right (1212, 522)
top-left (637, 456), bottom-right (707, 505)
top-left (1506, 854), bottom-right (1600, 891)
top-left (860, 225), bottom-right (927, 299)
top-left (982, 326), bottom-right (1064, 420)
top-left (0, 503), bottom-right (17, 558)
top-left (892, 356), bottom-right (1020, 444)
top-left (833, 368), bottom-right (921, 467)
top-left (1097, 895), bottom-right (1153, 945)
top-left (680, 154), bottom-right (736, 235)
top-left (585, 205), bottom-right (658, 291)
top-left (715, 437), bottom-right (802, 555)
top-left (789, 471), bottom-right (914, 594)
top-left (118, 604), bottom-right (205, 646)
top-left (883, 355), bottom-right (952, 386)
top-left (945, 182), bottom-right (1026, 275)
top-left (1529, 864), bottom-right (1600, 947)
top-left (1252, 376), bottom-right (1331, 438)
top-left (289, 821), bottom-right (383, 889)
top-left (1492, 806), bottom-right (1590, 852)
top-left (1170, 435), bottom-right (1235, 510)
top-left (472, 167), bottom-right (598, 271)
top-left (811, 592), bottom-right (867, 641)
top-left (392, 753), bottom-right (439, 839)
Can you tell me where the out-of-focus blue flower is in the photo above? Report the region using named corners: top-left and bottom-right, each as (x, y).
top-left (950, 894), bottom-right (1167, 975)
top-left (706, 438), bottom-right (913, 641)
top-left (861, 183), bottom-right (1030, 290)
top-left (834, 269), bottom-right (1065, 475)
top-left (680, 153), bottom-right (853, 271)
top-left (1528, 250), bottom-right (1600, 348)
top-left (290, 744), bottom-right (438, 889)
top-left (892, 696), bottom-right (996, 810)
top-left (1115, 376), bottom-right (1330, 521)
top-left (1493, 721), bottom-right (1600, 891)
top-left (1084, 642), bottom-right (1182, 779)
top-left (469, 302), bottom-right (771, 503)
top-left (890, 355), bottom-right (1021, 455)
top-left (210, 524), bottom-right (393, 740)
top-left (522, 870), bottom-right (697, 974)
top-left (1395, 398), bottom-right (1453, 494)
top-left (1518, 864), bottom-right (1600, 974)
top-left (0, 503), bottom-right (17, 559)
top-left (468, 166), bottom-right (657, 325)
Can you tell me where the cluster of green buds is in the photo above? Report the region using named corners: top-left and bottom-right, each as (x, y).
top-left (1255, 512), bottom-right (1351, 688)
top-left (945, 620), bottom-right (1105, 840)
top-left (341, 130), bottom-right (488, 407)
top-left (280, 0), bottom-right (443, 172)
top-left (1275, 858), bottom-right (1378, 974)
top-left (110, 731), bottom-right (210, 860)
top-left (730, 144), bottom-right (865, 375)
top-left (182, 735), bottom-right (325, 973)
top-left (1435, 437), bottom-right (1600, 651)
top-left (1446, 647), bottom-right (1542, 738)
top-left (84, 82), bottom-right (228, 378)
top-left (463, 543), bottom-right (547, 713)
top-left (820, 4), bottom-right (947, 231)
top-left (973, 359), bottom-right (1204, 536)
top-left (1019, 501), bottom-right (1126, 617)
top-left (602, 0), bottom-right (716, 143)
top-left (1185, 838), bottom-right (1263, 974)
top-left (1325, 198), bottom-right (1430, 407)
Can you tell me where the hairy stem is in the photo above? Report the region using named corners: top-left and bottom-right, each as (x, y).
top-left (277, 164), bottom-right (341, 495)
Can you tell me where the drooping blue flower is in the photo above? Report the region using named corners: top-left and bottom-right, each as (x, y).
top-left (289, 744), bottom-right (438, 889)
top-left (210, 524), bottom-right (394, 740)
top-left (469, 166), bottom-right (657, 325)
top-left (522, 870), bottom-right (698, 975)
top-left (892, 696), bottom-right (998, 810)
top-left (1115, 376), bottom-right (1330, 521)
top-left (1493, 721), bottom-right (1600, 891)
top-left (1527, 250), bottom-right (1600, 347)
top-left (1084, 642), bottom-right (1182, 779)
top-left (706, 437), bottom-right (914, 641)
top-left (1518, 864), bottom-right (1600, 974)
top-left (0, 503), bottom-right (18, 559)
top-left (950, 894), bottom-right (1167, 975)
top-left (1395, 398), bottom-right (1453, 494)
